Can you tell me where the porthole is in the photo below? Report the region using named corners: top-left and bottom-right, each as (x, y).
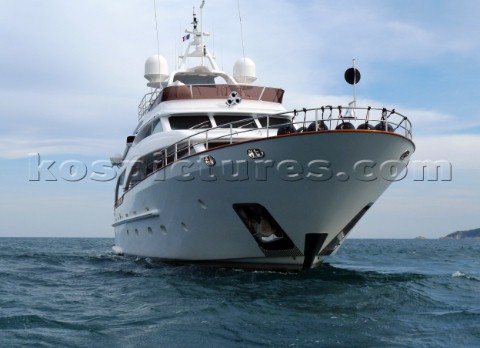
top-left (203, 155), bottom-right (216, 166)
top-left (400, 150), bottom-right (410, 161)
top-left (247, 148), bottom-right (265, 159)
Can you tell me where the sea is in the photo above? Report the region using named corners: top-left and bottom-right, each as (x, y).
top-left (0, 238), bottom-right (479, 348)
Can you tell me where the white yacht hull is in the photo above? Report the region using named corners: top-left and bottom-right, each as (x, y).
top-left (113, 131), bottom-right (414, 271)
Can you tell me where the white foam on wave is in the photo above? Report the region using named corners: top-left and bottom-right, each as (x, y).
top-left (452, 271), bottom-right (465, 277)
top-left (452, 271), bottom-right (480, 282)
top-left (452, 271), bottom-right (475, 280)
top-left (112, 245), bottom-right (124, 255)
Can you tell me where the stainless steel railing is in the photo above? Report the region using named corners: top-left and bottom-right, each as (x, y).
top-left (178, 106), bottom-right (412, 151)
top-left (117, 106), bottom-right (412, 206)
top-left (138, 90), bottom-right (161, 120)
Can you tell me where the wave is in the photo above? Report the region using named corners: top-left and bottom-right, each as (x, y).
top-left (0, 314), bottom-right (88, 331)
top-left (451, 271), bottom-right (480, 282)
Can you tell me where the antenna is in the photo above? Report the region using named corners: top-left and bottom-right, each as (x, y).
top-left (153, 0), bottom-right (161, 89)
top-left (200, 1), bottom-right (206, 66)
top-left (237, 0), bottom-right (246, 61)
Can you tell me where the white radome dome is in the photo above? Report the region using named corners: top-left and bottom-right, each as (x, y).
top-left (233, 57), bottom-right (257, 84)
top-left (110, 153), bottom-right (123, 166)
top-left (144, 55), bottom-right (169, 88)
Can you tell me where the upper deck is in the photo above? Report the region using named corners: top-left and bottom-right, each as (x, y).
top-left (138, 84), bottom-right (284, 120)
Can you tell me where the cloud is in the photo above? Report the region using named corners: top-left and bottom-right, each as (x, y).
top-left (0, 89), bottom-right (136, 159)
top-left (1, 0), bottom-right (480, 238)
top-left (411, 134), bottom-right (480, 172)
top-left (0, 137), bottom-right (119, 159)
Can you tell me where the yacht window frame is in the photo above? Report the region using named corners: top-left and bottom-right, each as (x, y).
top-left (115, 169), bottom-right (126, 202)
top-left (134, 117), bottom-right (163, 144)
top-left (125, 159), bottom-right (146, 191)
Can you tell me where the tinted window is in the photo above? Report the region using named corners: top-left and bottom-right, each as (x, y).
top-left (214, 115), bottom-right (257, 128)
top-left (258, 116), bottom-right (291, 128)
top-left (135, 118), bottom-right (162, 144)
top-left (173, 74), bottom-right (216, 85)
top-left (115, 170), bottom-right (125, 201)
top-left (152, 118), bottom-right (163, 134)
top-left (169, 116), bottom-right (212, 130)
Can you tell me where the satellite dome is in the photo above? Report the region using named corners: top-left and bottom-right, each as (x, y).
top-left (144, 55), bottom-right (169, 88)
top-left (233, 57), bottom-right (257, 84)
top-left (110, 153), bottom-right (123, 166)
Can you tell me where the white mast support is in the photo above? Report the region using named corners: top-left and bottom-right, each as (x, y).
top-left (170, 2), bottom-right (237, 85)
top-left (178, 36), bottom-right (219, 71)
top-left (177, 1), bottom-right (220, 73)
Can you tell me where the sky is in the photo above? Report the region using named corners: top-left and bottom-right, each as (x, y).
top-left (1, 0), bottom-right (479, 239)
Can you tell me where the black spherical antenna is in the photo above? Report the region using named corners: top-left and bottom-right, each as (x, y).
top-left (344, 67), bottom-right (361, 85)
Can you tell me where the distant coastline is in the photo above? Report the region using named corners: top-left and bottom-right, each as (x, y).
top-left (440, 228), bottom-right (480, 240)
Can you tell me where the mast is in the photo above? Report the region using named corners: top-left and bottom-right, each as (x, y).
top-left (178, 1), bottom-right (218, 71)
top-left (200, 0), bottom-right (205, 66)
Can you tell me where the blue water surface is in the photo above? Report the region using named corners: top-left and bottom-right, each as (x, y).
top-left (0, 238), bottom-right (479, 347)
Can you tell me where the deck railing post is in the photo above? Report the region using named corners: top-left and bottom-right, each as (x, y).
top-left (266, 115), bottom-right (270, 137)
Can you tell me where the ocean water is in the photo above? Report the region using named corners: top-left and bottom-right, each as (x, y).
top-left (0, 238), bottom-right (479, 347)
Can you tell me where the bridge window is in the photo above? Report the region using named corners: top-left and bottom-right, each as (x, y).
top-left (214, 115), bottom-right (258, 128)
top-left (258, 116), bottom-right (291, 128)
top-left (169, 115), bottom-right (212, 130)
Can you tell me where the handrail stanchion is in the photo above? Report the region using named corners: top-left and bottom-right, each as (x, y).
top-left (206, 130), bottom-right (209, 150)
top-left (188, 138), bottom-right (191, 156)
top-left (315, 109), bottom-right (318, 131)
top-left (329, 107), bottom-right (332, 130)
top-left (266, 115), bottom-right (270, 137)
top-left (174, 143), bottom-right (178, 161)
top-left (230, 124), bottom-right (233, 144)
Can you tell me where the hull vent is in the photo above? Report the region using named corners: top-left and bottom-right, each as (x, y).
top-left (233, 203), bottom-right (301, 257)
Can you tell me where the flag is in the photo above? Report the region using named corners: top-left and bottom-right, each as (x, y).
top-left (182, 34), bottom-right (190, 42)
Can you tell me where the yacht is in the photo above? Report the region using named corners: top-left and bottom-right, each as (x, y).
top-left (111, 4), bottom-right (415, 271)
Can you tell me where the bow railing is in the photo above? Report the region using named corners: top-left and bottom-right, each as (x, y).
top-left (180, 106), bottom-right (412, 152)
top-left (116, 106), bottom-right (413, 205)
